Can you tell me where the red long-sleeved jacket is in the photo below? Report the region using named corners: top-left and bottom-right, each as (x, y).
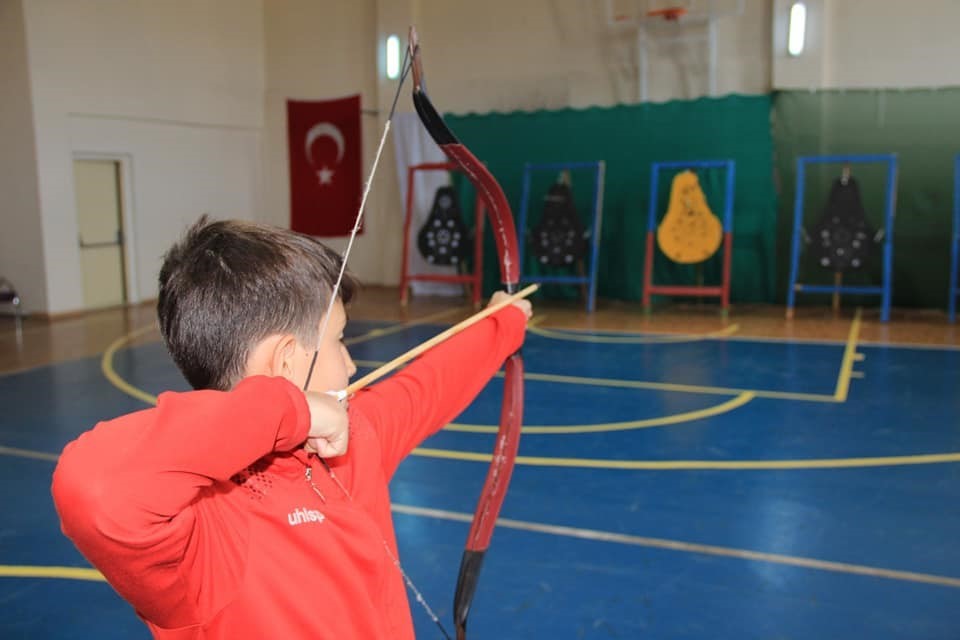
top-left (52, 307), bottom-right (526, 639)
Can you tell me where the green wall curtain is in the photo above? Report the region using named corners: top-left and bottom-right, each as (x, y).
top-left (773, 89), bottom-right (960, 308)
top-left (444, 95), bottom-right (777, 304)
top-left (440, 89), bottom-right (959, 310)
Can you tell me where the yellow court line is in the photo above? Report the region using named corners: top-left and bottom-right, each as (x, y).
top-left (105, 325), bottom-right (836, 409)
top-left (710, 334), bottom-right (960, 351)
top-left (87, 323), bottom-right (960, 472)
top-left (527, 323), bottom-right (739, 344)
top-left (351, 359), bottom-right (838, 404)
top-left (391, 504), bottom-right (960, 589)
top-left (834, 307), bottom-right (863, 402)
top-left (445, 392), bottom-right (754, 434)
top-left (101, 324), bottom-right (161, 405)
top-left (106, 336), bottom-right (755, 435)
top-left (344, 306), bottom-right (467, 346)
top-left (411, 448), bottom-right (960, 470)
top-left (102, 309), bottom-right (471, 406)
top-left (0, 565), bottom-right (105, 582)
top-left (522, 371), bottom-right (838, 403)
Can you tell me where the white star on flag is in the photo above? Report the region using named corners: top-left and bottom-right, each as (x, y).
top-left (317, 166), bottom-right (335, 185)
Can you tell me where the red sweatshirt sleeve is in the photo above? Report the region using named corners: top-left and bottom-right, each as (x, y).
top-left (51, 375), bottom-right (310, 628)
top-left (351, 305), bottom-right (527, 478)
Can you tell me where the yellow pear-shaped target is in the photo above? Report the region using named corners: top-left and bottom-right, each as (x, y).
top-left (656, 170), bottom-right (723, 264)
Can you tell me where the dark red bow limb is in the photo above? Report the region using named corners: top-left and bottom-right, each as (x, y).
top-left (451, 354), bottom-right (523, 638)
top-left (410, 101), bottom-right (520, 290)
top-left (438, 146), bottom-right (521, 291)
top-left (409, 27), bottom-right (525, 640)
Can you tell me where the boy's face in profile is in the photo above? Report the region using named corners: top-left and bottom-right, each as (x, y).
top-left (290, 300), bottom-right (356, 395)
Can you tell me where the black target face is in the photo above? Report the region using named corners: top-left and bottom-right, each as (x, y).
top-left (530, 182), bottom-right (588, 267)
top-left (809, 177), bottom-right (877, 272)
top-left (418, 186), bottom-right (471, 266)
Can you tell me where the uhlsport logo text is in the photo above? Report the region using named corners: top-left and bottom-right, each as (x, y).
top-left (288, 507), bottom-right (325, 526)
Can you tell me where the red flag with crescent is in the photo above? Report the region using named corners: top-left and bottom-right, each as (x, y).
top-left (287, 95), bottom-right (362, 237)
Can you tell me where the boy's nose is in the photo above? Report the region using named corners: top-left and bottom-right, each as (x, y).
top-left (344, 349), bottom-right (357, 377)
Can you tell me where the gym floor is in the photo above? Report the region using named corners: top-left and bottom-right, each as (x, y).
top-left (1, 291), bottom-right (958, 639)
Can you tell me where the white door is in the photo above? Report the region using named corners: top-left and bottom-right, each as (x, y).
top-left (74, 159), bottom-right (127, 310)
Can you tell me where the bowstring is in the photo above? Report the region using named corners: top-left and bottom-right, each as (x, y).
top-left (298, 46), bottom-right (454, 639)
top-left (303, 47), bottom-right (413, 391)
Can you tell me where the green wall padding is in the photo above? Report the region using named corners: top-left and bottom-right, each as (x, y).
top-left (773, 89), bottom-right (960, 309)
top-left (444, 95), bottom-right (777, 304)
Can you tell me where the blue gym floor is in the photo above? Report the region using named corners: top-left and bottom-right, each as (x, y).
top-left (2, 315), bottom-right (959, 639)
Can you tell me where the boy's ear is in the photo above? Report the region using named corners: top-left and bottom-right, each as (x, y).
top-left (244, 333), bottom-right (302, 380)
top-left (272, 334), bottom-right (300, 379)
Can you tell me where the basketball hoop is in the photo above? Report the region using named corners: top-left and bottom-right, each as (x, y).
top-left (646, 6), bottom-right (687, 21)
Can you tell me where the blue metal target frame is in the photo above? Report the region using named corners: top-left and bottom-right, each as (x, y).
top-left (517, 161), bottom-right (605, 312)
top-left (786, 154), bottom-right (898, 323)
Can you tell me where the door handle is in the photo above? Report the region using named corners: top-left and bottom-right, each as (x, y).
top-left (78, 234), bottom-right (121, 249)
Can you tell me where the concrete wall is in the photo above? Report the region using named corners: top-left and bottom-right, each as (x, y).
top-left (0, 0), bottom-right (46, 312)
top-left (20, 0), bottom-right (265, 313)
top-left (773, 0), bottom-right (960, 89)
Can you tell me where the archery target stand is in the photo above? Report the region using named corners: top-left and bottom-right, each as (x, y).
top-left (399, 162), bottom-right (485, 308)
top-left (786, 154), bottom-right (898, 323)
top-left (643, 159), bottom-right (736, 315)
top-left (517, 161), bottom-right (606, 313)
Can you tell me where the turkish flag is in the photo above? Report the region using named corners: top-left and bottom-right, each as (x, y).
top-left (287, 95), bottom-right (362, 237)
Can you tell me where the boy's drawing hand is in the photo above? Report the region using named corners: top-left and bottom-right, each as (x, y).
top-left (489, 290), bottom-right (533, 320)
top-left (303, 392), bottom-right (349, 458)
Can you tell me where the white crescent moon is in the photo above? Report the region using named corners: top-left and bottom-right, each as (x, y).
top-left (304, 122), bottom-right (345, 165)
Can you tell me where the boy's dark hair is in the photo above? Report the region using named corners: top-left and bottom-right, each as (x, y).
top-left (158, 217), bottom-right (356, 390)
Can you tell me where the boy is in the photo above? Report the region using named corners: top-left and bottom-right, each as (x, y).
top-left (52, 218), bottom-right (531, 639)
